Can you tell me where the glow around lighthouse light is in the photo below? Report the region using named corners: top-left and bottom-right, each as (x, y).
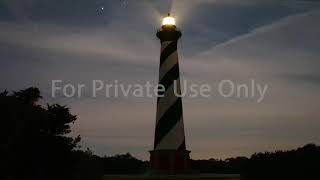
top-left (162, 16), bottom-right (176, 26)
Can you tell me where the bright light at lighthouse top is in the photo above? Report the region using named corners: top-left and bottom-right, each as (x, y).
top-left (162, 14), bottom-right (176, 26)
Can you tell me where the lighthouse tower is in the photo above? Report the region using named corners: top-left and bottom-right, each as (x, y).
top-left (150, 14), bottom-right (190, 174)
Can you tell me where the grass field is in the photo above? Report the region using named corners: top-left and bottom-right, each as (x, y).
top-left (103, 174), bottom-right (240, 180)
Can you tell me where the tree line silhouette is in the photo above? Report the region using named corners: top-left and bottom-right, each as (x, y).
top-left (1, 87), bottom-right (319, 179)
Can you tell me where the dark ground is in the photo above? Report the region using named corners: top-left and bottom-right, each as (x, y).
top-left (103, 174), bottom-right (240, 180)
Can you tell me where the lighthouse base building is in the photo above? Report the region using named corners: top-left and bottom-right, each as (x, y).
top-left (150, 15), bottom-right (191, 174)
top-left (150, 150), bottom-right (191, 174)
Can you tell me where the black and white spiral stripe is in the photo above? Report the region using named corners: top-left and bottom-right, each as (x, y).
top-left (154, 40), bottom-right (186, 151)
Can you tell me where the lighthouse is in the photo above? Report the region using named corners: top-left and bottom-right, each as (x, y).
top-left (150, 14), bottom-right (190, 174)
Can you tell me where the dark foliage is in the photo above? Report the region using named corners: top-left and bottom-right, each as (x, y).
top-left (191, 144), bottom-right (320, 178)
top-left (101, 153), bottom-right (149, 174)
top-left (71, 149), bottom-right (104, 180)
top-left (191, 157), bottom-right (248, 174)
top-left (242, 144), bottom-right (320, 179)
top-left (0, 87), bottom-right (103, 180)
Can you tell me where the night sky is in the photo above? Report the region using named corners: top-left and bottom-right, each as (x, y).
top-left (1, 0), bottom-right (320, 160)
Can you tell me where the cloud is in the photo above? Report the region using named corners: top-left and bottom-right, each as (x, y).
top-left (191, 10), bottom-right (320, 74)
top-left (0, 21), bottom-right (158, 64)
top-left (280, 73), bottom-right (320, 86)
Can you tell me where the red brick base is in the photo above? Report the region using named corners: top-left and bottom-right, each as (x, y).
top-left (149, 150), bottom-right (191, 174)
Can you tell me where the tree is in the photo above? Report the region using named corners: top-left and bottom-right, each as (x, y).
top-left (242, 144), bottom-right (320, 179)
top-left (102, 153), bottom-right (149, 174)
top-left (0, 87), bottom-right (87, 180)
